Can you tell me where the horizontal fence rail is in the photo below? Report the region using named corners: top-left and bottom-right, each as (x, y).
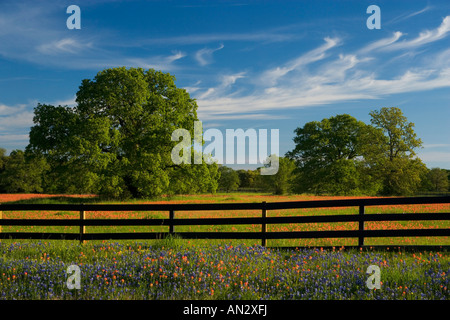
top-left (0, 196), bottom-right (449, 248)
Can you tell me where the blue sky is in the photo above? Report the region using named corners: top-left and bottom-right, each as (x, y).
top-left (0, 0), bottom-right (449, 169)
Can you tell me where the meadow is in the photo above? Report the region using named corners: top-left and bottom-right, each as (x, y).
top-left (0, 193), bottom-right (449, 300)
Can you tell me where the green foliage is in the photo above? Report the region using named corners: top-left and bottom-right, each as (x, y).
top-left (236, 169), bottom-right (259, 189)
top-left (287, 108), bottom-right (429, 196)
top-left (26, 67), bottom-right (219, 199)
top-left (0, 150), bottom-right (48, 193)
top-left (0, 148), bottom-right (7, 193)
top-left (423, 168), bottom-right (450, 192)
top-left (259, 156), bottom-right (296, 195)
top-left (218, 166), bottom-right (240, 192)
top-left (0, 148), bottom-right (6, 167)
top-left (168, 150), bottom-right (219, 195)
top-left (365, 107), bottom-right (426, 196)
top-left (377, 157), bottom-right (427, 196)
top-left (287, 114), bottom-right (371, 195)
top-left (369, 107), bottom-right (422, 160)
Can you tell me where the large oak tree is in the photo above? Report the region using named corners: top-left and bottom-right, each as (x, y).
top-left (286, 114), bottom-right (370, 195)
top-left (287, 108), bottom-right (427, 196)
top-left (27, 67), bottom-right (219, 198)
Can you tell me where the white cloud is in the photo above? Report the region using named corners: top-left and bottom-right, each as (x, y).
top-left (386, 5), bottom-right (432, 25)
top-left (126, 51), bottom-right (186, 71)
top-left (167, 51), bottom-right (186, 63)
top-left (0, 134), bottom-right (28, 142)
top-left (195, 44), bottom-right (224, 66)
top-left (261, 37), bottom-right (339, 85)
top-left (423, 144), bottom-right (450, 148)
top-left (359, 31), bottom-right (403, 53)
top-left (37, 38), bottom-right (93, 55)
top-left (0, 102), bottom-right (35, 134)
top-left (140, 31), bottom-right (297, 46)
top-left (382, 16), bottom-right (450, 51)
top-left (194, 18), bottom-right (450, 121)
top-left (0, 103), bottom-right (27, 116)
top-left (418, 151), bottom-right (450, 163)
top-left (197, 88), bottom-right (216, 100)
top-left (198, 111), bottom-right (288, 121)
top-left (0, 111), bottom-right (34, 131)
top-left (221, 72), bottom-right (246, 87)
top-left (50, 96), bottom-right (77, 108)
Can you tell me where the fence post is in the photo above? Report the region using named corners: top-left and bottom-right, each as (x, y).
top-left (261, 201), bottom-right (267, 247)
top-left (169, 210), bottom-right (174, 235)
top-left (80, 204), bottom-right (86, 244)
top-left (358, 205), bottom-right (365, 247)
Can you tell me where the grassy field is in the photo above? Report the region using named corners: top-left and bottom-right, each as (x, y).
top-left (0, 193), bottom-right (448, 300)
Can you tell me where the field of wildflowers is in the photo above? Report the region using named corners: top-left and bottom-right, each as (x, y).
top-left (0, 241), bottom-right (448, 300)
top-left (0, 193), bottom-right (448, 300)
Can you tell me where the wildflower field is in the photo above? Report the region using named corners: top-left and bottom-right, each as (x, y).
top-left (0, 193), bottom-right (449, 300)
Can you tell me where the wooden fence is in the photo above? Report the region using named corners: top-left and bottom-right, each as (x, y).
top-left (0, 196), bottom-right (449, 248)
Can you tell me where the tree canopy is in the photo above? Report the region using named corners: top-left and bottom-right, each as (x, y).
top-left (0, 150), bottom-right (48, 193)
top-left (218, 166), bottom-right (240, 192)
top-left (365, 107), bottom-right (426, 195)
top-left (286, 114), bottom-right (370, 195)
top-left (287, 108), bottom-right (430, 196)
top-left (26, 67), bottom-right (219, 199)
top-left (259, 156), bottom-right (296, 195)
top-left (424, 168), bottom-right (449, 192)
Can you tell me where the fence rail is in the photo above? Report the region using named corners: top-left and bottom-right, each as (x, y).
top-left (0, 196), bottom-right (449, 247)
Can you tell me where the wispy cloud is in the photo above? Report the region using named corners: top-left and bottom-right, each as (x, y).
top-left (221, 72), bottom-right (247, 87)
top-left (126, 51), bottom-right (186, 71)
top-left (0, 103), bottom-right (27, 116)
top-left (261, 37), bottom-right (339, 86)
top-left (0, 111), bottom-right (34, 131)
top-left (0, 134), bottom-right (28, 142)
top-left (195, 44), bottom-right (224, 66)
top-left (359, 31), bottom-right (403, 53)
top-left (423, 144), bottom-right (450, 148)
top-left (140, 31), bottom-right (297, 46)
top-left (0, 2), bottom-right (186, 71)
top-left (49, 96), bottom-right (77, 108)
top-left (382, 16), bottom-right (450, 51)
top-left (194, 17), bottom-right (450, 121)
top-left (385, 5), bottom-right (433, 25)
top-left (37, 38), bottom-right (94, 55)
top-left (418, 151), bottom-right (450, 164)
top-left (0, 102), bottom-right (39, 134)
top-left (195, 72), bottom-right (247, 100)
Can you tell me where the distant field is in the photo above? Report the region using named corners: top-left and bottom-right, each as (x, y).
top-left (1, 193), bottom-right (449, 247)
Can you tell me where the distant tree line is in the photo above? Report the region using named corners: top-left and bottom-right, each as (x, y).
top-left (0, 67), bottom-right (448, 198)
top-left (216, 158), bottom-right (450, 196)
